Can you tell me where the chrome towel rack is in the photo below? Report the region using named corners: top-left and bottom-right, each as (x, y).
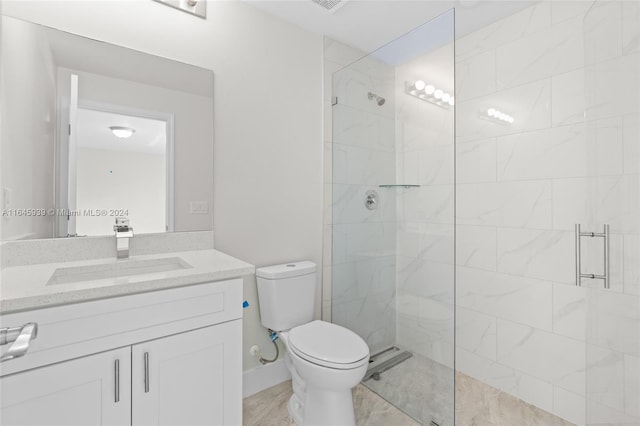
top-left (575, 224), bottom-right (610, 289)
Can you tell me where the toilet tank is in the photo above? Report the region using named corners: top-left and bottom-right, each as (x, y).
top-left (256, 261), bottom-right (317, 331)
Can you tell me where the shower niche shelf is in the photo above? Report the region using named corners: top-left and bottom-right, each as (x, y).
top-left (378, 184), bottom-right (421, 189)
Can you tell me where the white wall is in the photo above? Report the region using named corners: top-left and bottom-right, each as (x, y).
top-left (76, 148), bottom-right (165, 235)
top-left (3, 0), bottom-right (324, 372)
top-left (455, 2), bottom-right (640, 424)
top-left (0, 17), bottom-right (57, 240)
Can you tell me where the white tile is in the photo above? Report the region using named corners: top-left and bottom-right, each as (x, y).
top-left (455, 50), bottom-right (496, 101)
top-left (399, 112), bottom-right (454, 151)
top-left (587, 290), bottom-right (640, 356)
top-left (497, 319), bottom-right (585, 395)
top-left (398, 257), bottom-right (454, 301)
top-left (623, 0), bottom-right (640, 55)
top-left (587, 398), bottom-right (640, 425)
top-left (456, 79), bottom-right (551, 143)
top-left (553, 387), bottom-right (586, 426)
top-left (456, 138), bottom-right (496, 184)
top-left (551, 0), bottom-right (592, 24)
top-left (417, 145), bottom-right (454, 185)
top-left (343, 145), bottom-right (395, 185)
top-left (583, 0), bottom-right (623, 65)
top-left (332, 104), bottom-right (395, 152)
top-left (497, 119), bottom-right (623, 181)
top-left (455, 2), bottom-right (551, 60)
top-left (399, 185), bottom-right (454, 225)
top-left (457, 181), bottom-right (552, 229)
top-left (552, 68), bottom-right (585, 126)
top-left (552, 175), bottom-right (640, 234)
top-left (496, 15), bottom-right (583, 90)
top-left (417, 296), bottom-right (455, 368)
top-left (585, 53), bottom-right (640, 121)
top-left (417, 223), bottom-right (454, 265)
top-left (623, 113), bottom-right (640, 175)
top-left (396, 222), bottom-right (419, 259)
top-left (497, 228), bottom-right (574, 284)
top-left (456, 307), bottom-right (497, 361)
top-left (553, 283), bottom-right (586, 341)
top-left (331, 222), bottom-right (395, 264)
top-left (456, 225), bottom-right (497, 271)
top-left (456, 266), bottom-right (553, 331)
top-left (398, 148), bottom-right (419, 184)
top-left (586, 344), bottom-right (625, 412)
top-left (331, 143), bottom-right (347, 184)
top-left (624, 354), bottom-right (640, 418)
top-left (624, 234), bottom-right (640, 296)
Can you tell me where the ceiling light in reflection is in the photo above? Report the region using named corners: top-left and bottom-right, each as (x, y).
top-left (425, 85), bottom-right (435, 95)
top-left (481, 107), bottom-right (514, 124)
top-left (434, 89), bottom-right (443, 99)
top-left (414, 80), bottom-right (426, 91)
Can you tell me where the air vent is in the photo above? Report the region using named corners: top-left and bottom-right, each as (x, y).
top-left (311, 0), bottom-right (347, 13)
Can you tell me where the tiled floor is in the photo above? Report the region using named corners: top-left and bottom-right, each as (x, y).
top-left (244, 354), bottom-right (576, 426)
top-left (243, 380), bottom-right (419, 426)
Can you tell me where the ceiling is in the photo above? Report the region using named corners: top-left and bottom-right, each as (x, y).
top-left (244, 0), bottom-right (537, 54)
top-left (77, 108), bottom-right (167, 155)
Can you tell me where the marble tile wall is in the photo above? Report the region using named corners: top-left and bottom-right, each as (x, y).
top-left (455, 1), bottom-right (640, 424)
top-left (394, 41), bottom-right (456, 369)
top-left (323, 38), bottom-right (398, 354)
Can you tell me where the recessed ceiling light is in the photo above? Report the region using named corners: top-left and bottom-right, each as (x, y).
top-left (109, 126), bottom-right (135, 139)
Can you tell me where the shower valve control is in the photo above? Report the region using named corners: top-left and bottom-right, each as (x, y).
top-left (365, 190), bottom-right (378, 211)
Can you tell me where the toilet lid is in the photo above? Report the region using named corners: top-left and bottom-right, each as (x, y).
top-left (288, 321), bottom-right (369, 369)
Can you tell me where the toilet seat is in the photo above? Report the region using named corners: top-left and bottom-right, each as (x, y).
top-left (288, 320), bottom-right (369, 370)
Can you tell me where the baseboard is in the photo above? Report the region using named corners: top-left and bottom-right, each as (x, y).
top-left (243, 359), bottom-right (291, 398)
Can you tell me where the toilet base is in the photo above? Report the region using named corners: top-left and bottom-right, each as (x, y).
top-left (302, 386), bottom-right (355, 426)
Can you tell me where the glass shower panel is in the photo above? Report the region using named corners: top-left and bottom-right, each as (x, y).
top-left (584, 1), bottom-right (640, 425)
top-left (331, 9), bottom-right (455, 426)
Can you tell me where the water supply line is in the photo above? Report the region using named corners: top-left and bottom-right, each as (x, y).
top-left (258, 329), bottom-right (279, 365)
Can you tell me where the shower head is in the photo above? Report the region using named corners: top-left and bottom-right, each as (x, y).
top-left (368, 92), bottom-right (385, 106)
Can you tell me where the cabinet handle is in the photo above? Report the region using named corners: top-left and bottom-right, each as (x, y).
top-left (0, 323), bottom-right (38, 362)
top-left (144, 352), bottom-right (150, 393)
top-left (114, 359), bottom-right (120, 403)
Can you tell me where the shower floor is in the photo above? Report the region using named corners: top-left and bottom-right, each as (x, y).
top-left (362, 353), bottom-right (575, 426)
top-left (363, 353), bottom-right (454, 426)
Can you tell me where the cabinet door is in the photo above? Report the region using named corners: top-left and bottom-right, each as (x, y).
top-left (132, 320), bottom-right (241, 426)
top-left (0, 346), bottom-right (131, 426)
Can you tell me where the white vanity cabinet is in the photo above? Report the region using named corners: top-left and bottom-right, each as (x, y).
top-left (0, 279), bottom-right (243, 426)
top-left (1, 347), bottom-right (132, 425)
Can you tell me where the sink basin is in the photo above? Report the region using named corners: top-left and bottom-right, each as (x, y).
top-left (47, 257), bottom-right (193, 285)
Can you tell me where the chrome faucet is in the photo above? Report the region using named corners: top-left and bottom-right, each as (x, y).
top-left (114, 217), bottom-right (134, 259)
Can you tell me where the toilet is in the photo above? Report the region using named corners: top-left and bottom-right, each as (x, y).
top-left (256, 261), bottom-right (370, 426)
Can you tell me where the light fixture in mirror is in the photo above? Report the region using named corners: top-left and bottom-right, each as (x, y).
top-left (152, 0), bottom-right (206, 19)
top-left (0, 16), bottom-right (214, 240)
top-left (109, 126), bottom-right (136, 139)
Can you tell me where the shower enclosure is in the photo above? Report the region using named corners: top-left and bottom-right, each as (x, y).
top-left (328, 1), bottom-right (638, 425)
top-left (330, 10), bottom-right (455, 426)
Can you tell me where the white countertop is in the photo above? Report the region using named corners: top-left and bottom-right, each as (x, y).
top-left (0, 249), bottom-right (255, 314)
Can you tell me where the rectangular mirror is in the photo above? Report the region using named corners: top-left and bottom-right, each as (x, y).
top-left (0, 15), bottom-right (214, 240)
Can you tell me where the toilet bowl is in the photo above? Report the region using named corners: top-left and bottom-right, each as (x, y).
top-left (255, 262), bottom-right (370, 426)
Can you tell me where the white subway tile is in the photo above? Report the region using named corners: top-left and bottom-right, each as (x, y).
top-left (585, 53), bottom-right (640, 121)
top-left (553, 387), bottom-right (586, 425)
top-left (417, 145), bottom-right (454, 185)
top-left (623, 0), bottom-right (640, 55)
top-left (624, 354), bottom-right (640, 418)
top-left (552, 176), bottom-right (640, 234)
top-left (497, 228), bottom-right (574, 284)
top-left (496, 15), bottom-right (583, 90)
top-left (624, 234), bottom-right (640, 296)
top-left (456, 307), bottom-right (497, 361)
top-left (583, 0), bottom-right (623, 65)
top-left (418, 223), bottom-right (454, 265)
top-left (586, 290), bottom-right (640, 356)
top-left (456, 138), bottom-right (497, 184)
top-left (458, 181), bottom-right (552, 229)
top-left (623, 113), bottom-right (640, 175)
top-left (552, 68), bottom-right (585, 126)
top-left (586, 344), bottom-right (625, 412)
top-left (456, 225), bottom-right (497, 271)
top-left (455, 50), bottom-right (496, 101)
top-left (553, 283), bottom-right (586, 341)
top-left (456, 266), bottom-right (553, 331)
top-left (497, 319), bottom-right (585, 395)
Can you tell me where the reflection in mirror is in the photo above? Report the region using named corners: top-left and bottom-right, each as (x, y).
top-left (0, 15), bottom-right (214, 240)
